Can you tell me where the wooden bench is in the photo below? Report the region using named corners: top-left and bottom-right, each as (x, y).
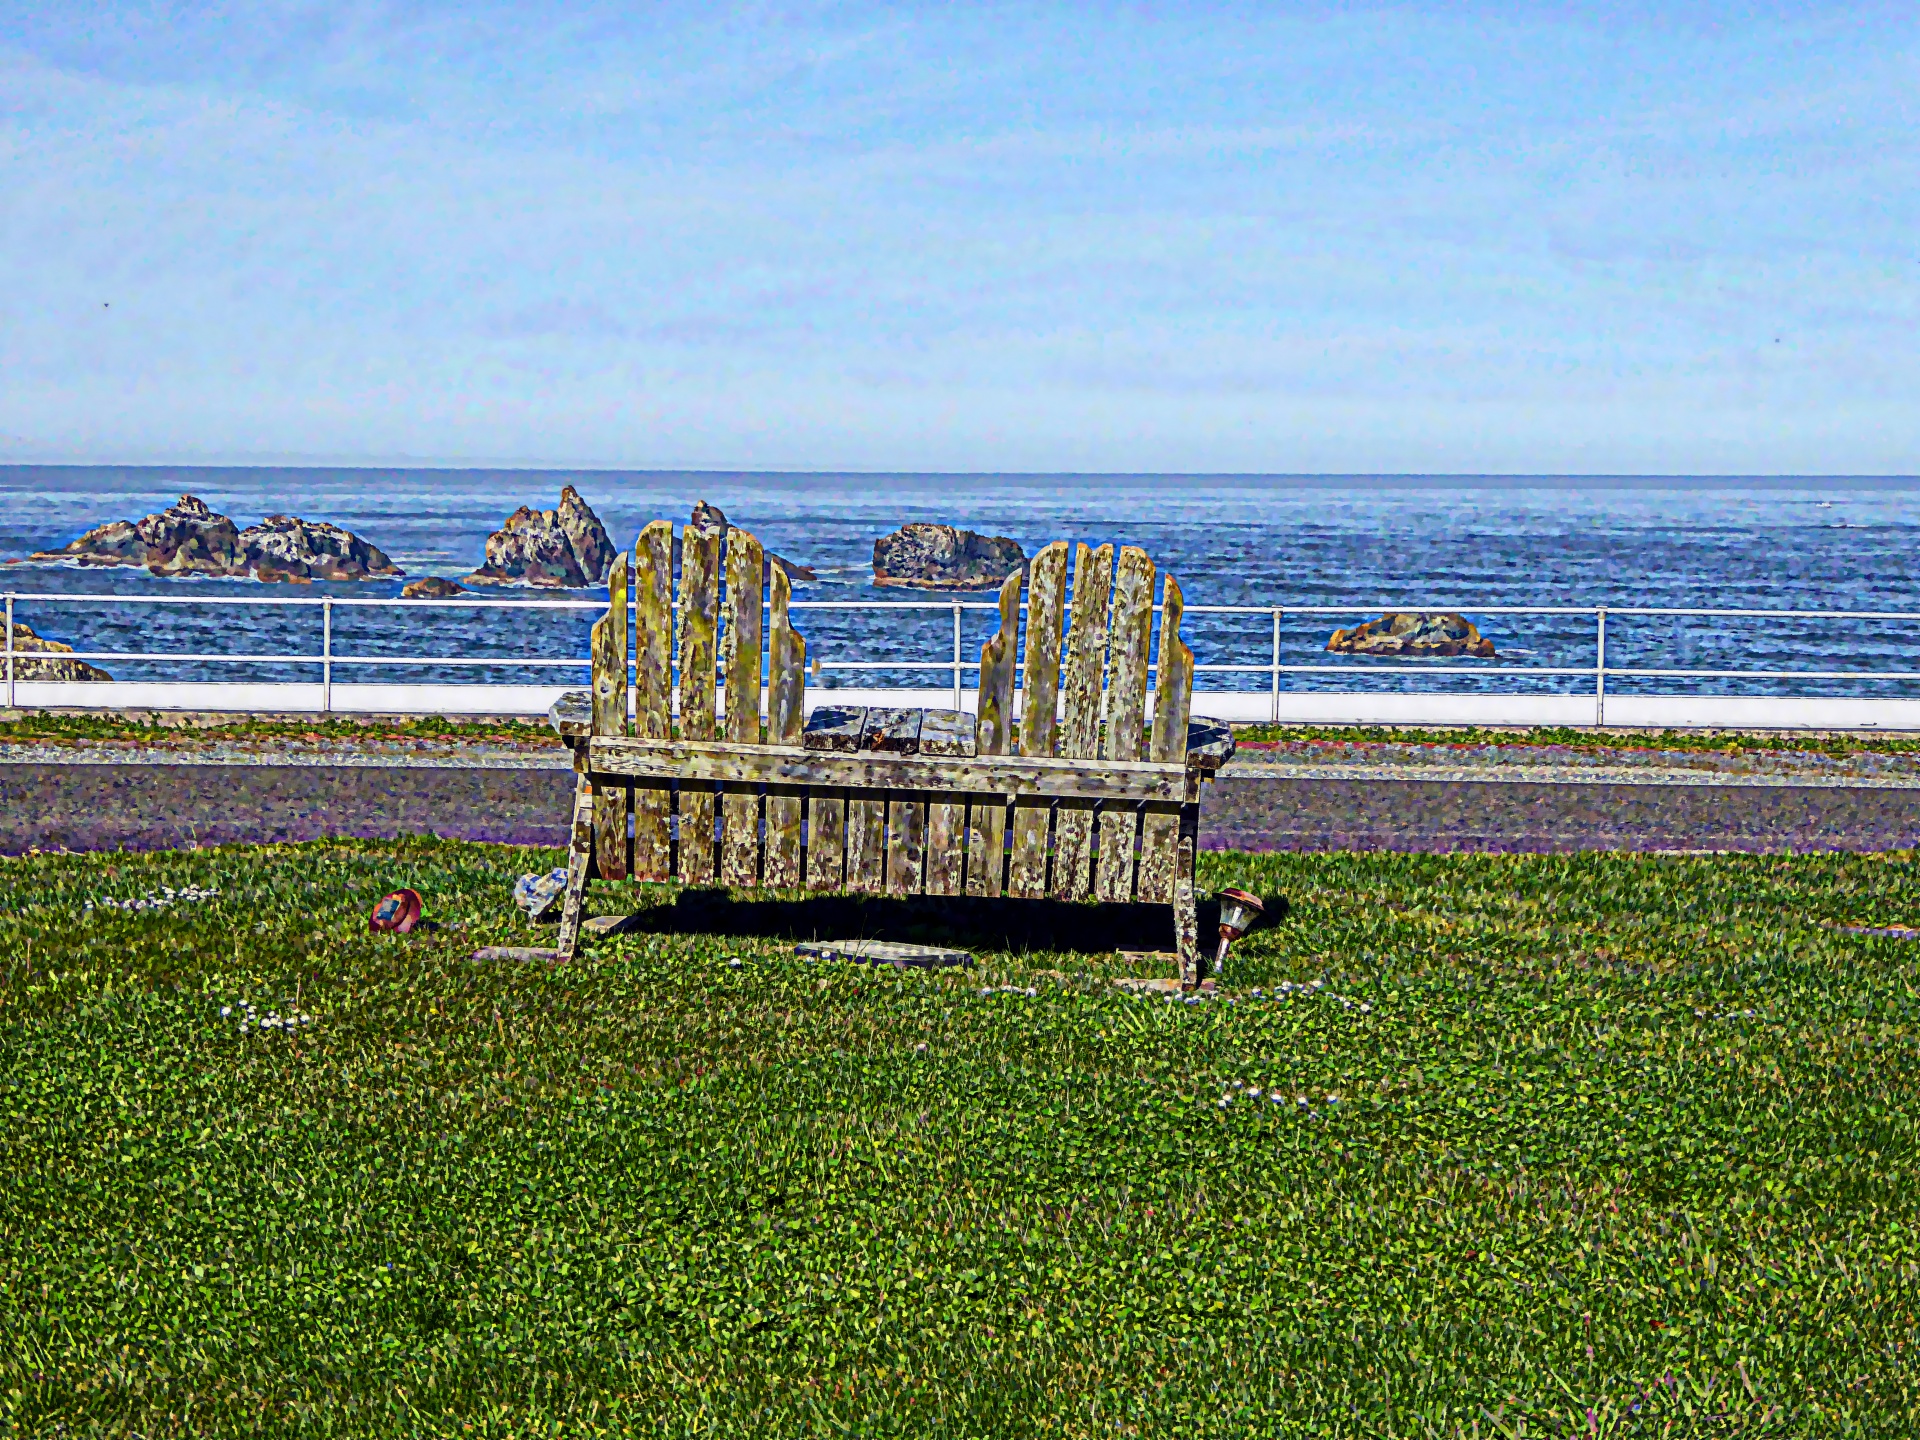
top-left (547, 522), bottom-right (1234, 984)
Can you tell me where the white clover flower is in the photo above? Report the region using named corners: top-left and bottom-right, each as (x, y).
top-left (1297, 1096), bottom-right (1309, 1105)
top-left (1268, 1092), bottom-right (1283, 1104)
top-left (220, 1006), bottom-right (232, 1018)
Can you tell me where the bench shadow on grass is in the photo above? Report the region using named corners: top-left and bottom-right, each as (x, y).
top-left (610, 887), bottom-right (1289, 959)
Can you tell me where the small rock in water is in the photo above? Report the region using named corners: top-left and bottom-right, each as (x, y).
top-left (400, 576), bottom-right (468, 599)
top-left (1325, 612), bottom-right (1495, 659)
top-left (871, 523), bottom-right (1026, 591)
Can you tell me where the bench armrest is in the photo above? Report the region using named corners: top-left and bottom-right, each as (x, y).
top-left (549, 689), bottom-right (594, 740)
top-left (1186, 718), bottom-right (1235, 774)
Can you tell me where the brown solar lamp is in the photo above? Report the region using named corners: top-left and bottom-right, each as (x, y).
top-left (1212, 888), bottom-right (1265, 976)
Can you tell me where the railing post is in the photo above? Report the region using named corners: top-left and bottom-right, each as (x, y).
top-left (952, 602), bottom-right (963, 711)
top-left (1595, 606), bottom-right (1607, 727)
top-left (322, 597), bottom-right (333, 714)
top-left (4, 593), bottom-right (14, 711)
top-left (1270, 606), bottom-right (1282, 724)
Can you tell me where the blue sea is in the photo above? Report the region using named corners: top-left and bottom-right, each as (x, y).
top-left (2, 467), bottom-right (1917, 697)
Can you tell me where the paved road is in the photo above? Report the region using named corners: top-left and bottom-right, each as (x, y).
top-left (4, 740), bottom-right (1916, 855)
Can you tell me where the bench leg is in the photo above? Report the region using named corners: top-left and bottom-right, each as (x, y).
top-left (1174, 833), bottom-right (1199, 989)
top-left (556, 773), bottom-right (596, 961)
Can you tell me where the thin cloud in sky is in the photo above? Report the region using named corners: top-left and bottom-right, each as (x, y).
top-left (0, 1), bottom-right (1915, 471)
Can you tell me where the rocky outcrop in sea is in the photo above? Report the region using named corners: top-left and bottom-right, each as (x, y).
top-left (6, 622), bottom-right (111, 681)
top-left (400, 576), bottom-right (469, 599)
top-left (679, 500), bottom-right (816, 582)
top-left (241, 514), bottom-right (404, 583)
top-left (1326, 612), bottom-right (1496, 658)
top-left (872, 523), bottom-right (1026, 590)
top-left (24, 495), bottom-right (402, 583)
top-left (465, 486), bottom-right (617, 589)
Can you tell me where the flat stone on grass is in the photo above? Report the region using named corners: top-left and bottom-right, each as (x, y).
top-left (796, 939), bottom-right (973, 969)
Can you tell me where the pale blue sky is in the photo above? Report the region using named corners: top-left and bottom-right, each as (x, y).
top-left (2, 2), bottom-right (1914, 472)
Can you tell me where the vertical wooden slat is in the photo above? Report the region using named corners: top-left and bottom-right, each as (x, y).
top-left (1135, 803), bottom-right (1181, 904)
top-left (925, 795), bottom-right (964, 895)
top-left (590, 555), bottom-right (629, 882)
top-left (763, 566), bottom-right (806, 888)
top-left (1017, 541), bottom-right (1069, 759)
top-left (1096, 546), bottom-right (1155, 900)
top-left (1150, 572), bottom-right (1194, 764)
top-left (886, 794), bottom-right (926, 894)
top-left (845, 791), bottom-right (886, 894)
top-left (1008, 542), bottom-right (1067, 899)
top-left (966, 569), bottom-right (1021, 897)
top-left (806, 789), bottom-right (846, 890)
top-left (1052, 542), bottom-right (1112, 900)
top-left (922, 709), bottom-right (969, 894)
top-left (723, 529), bottom-right (766, 743)
top-left (631, 522), bottom-right (674, 879)
top-left (1174, 821), bottom-right (1199, 989)
top-left (676, 523), bottom-right (721, 884)
top-left (1103, 546), bottom-right (1155, 760)
top-left (720, 529), bottom-right (766, 887)
top-left (1060, 543), bottom-right (1113, 758)
top-left (555, 772), bottom-right (598, 961)
top-left (1138, 573), bottom-right (1194, 904)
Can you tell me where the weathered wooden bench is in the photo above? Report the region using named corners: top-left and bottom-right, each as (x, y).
top-left (547, 522), bottom-right (1234, 984)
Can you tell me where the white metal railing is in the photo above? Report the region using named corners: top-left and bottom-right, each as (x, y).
top-left (6, 589), bottom-right (1920, 729)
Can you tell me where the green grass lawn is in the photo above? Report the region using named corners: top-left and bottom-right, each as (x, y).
top-left (3, 841), bottom-right (1918, 1437)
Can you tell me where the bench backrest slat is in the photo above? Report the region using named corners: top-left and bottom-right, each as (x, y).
top-left (590, 555), bottom-right (630, 881)
top-left (1018, 541), bottom-right (1068, 759)
top-left (634, 522), bottom-right (674, 740)
top-left (723, 530), bottom-right (764, 744)
top-left (1059, 542), bottom-right (1112, 761)
top-left (680, 526), bottom-right (721, 742)
top-left (631, 522), bottom-right (675, 878)
top-left (1150, 574), bottom-right (1193, 765)
top-left (967, 569), bottom-right (1021, 898)
top-left (1103, 546), bottom-right (1155, 762)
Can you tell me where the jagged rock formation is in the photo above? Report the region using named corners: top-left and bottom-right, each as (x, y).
top-left (5, 622), bottom-right (112, 681)
top-left (401, 576), bottom-right (469, 599)
top-left (1326, 612), bottom-right (1496, 659)
top-left (678, 500), bottom-right (816, 583)
top-left (241, 515), bottom-right (403, 583)
top-left (25, 495), bottom-right (401, 582)
top-left (32, 495), bottom-right (248, 577)
top-left (872, 523), bottom-right (1026, 590)
top-left (465, 486), bottom-right (617, 589)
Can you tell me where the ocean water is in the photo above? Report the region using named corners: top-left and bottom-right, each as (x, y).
top-left (2, 466), bottom-right (1917, 696)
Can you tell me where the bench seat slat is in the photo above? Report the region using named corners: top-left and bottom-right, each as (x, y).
top-left (588, 738), bottom-right (1193, 803)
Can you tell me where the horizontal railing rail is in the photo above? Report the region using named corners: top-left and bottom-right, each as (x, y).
top-left (7, 587), bottom-right (1920, 728)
